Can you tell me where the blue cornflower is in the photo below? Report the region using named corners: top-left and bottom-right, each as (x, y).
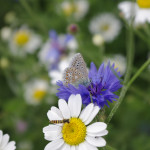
top-left (56, 62), bottom-right (122, 108)
top-left (46, 30), bottom-right (75, 70)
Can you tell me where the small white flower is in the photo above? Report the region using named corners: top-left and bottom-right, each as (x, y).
top-left (24, 79), bottom-right (49, 105)
top-left (0, 130), bottom-right (16, 150)
top-left (49, 56), bottom-right (72, 85)
top-left (4, 11), bottom-right (17, 25)
top-left (0, 57), bottom-right (9, 69)
top-left (92, 34), bottom-right (104, 46)
top-left (43, 94), bottom-right (108, 150)
top-left (0, 27), bottom-right (12, 41)
top-left (9, 26), bottom-right (42, 57)
top-left (61, 0), bottom-right (89, 21)
top-left (104, 54), bottom-right (127, 75)
top-left (89, 13), bottom-right (121, 42)
top-left (118, 1), bottom-right (150, 26)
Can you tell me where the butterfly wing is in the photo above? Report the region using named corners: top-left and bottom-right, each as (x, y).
top-left (63, 53), bottom-right (89, 86)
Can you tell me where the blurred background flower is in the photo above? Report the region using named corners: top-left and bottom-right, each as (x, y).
top-left (89, 13), bottom-right (121, 42)
top-left (0, 0), bottom-right (150, 149)
top-left (8, 26), bottom-right (42, 57)
top-left (24, 79), bottom-right (49, 105)
top-left (38, 30), bottom-right (77, 70)
top-left (60, 0), bottom-right (89, 21)
top-left (118, 1), bottom-right (150, 26)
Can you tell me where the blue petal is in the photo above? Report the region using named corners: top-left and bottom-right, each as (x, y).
top-left (64, 34), bottom-right (73, 44)
top-left (49, 30), bottom-right (57, 40)
top-left (89, 62), bottom-right (98, 84)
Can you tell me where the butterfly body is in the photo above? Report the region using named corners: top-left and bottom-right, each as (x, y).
top-left (50, 119), bottom-right (69, 124)
top-left (63, 53), bottom-right (89, 87)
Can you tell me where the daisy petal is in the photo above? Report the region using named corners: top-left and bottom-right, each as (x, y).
top-left (78, 141), bottom-right (98, 150)
top-left (87, 130), bottom-right (108, 137)
top-left (0, 130), bottom-right (3, 145)
top-left (87, 122), bottom-right (107, 133)
top-left (84, 106), bottom-right (100, 125)
top-left (79, 103), bottom-right (94, 122)
top-left (61, 143), bottom-right (71, 150)
top-left (3, 141), bottom-right (16, 150)
top-left (47, 110), bottom-right (63, 121)
top-left (58, 99), bottom-right (71, 119)
top-left (1, 134), bottom-right (9, 149)
top-left (68, 94), bottom-right (82, 118)
top-left (44, 139), bottom-right (64, 150)
top-left (43, 125), bottom-right (62, 141)
top-left (86, 136), bottom-right (106, 147)
top-left (70, 145), bottom-right (76, 150)
top-left (51, 106), bottom-right (63, 118)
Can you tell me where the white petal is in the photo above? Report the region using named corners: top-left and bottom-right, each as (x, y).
top-left (51, 106), bottom-right (63, 118)
top-left (78, 141), bottom-right (98, 150)
top-left (44, 139), bottom-right (64, 150)
top-left (47, 110), bottom-right (63, 121)
top-left (61, 143), bottom-right (71, 150)
top-left (84, 106), bottom-right (100, 125)
top-left (43, 125), bottom-right (62, 141)
top-left (70, 145), bottom-right (76, 150)
top-left (75, 145), bottom-right (79, 150)
top-left (87, 130), bottom-right (108, 137)
top-left (78, 142), bottom-right (87, 150)
top-left (3, 141), bottom-right (16, 150)
top-left (58, 99), bottom-right (70, 119)
top-left (68, 94), bottom-right (82, 118)
top-left (87, 122), bottom-right (107, 133)
top-left (1, 134), bottom-right (9, 149)
top-left (86, 136), bottom-right (106, 147)
top-left (79, 103), bottom-right (94, 122)
top-left (0, 130), bottom-right (3, 145)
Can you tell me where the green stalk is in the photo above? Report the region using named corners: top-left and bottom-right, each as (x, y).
top-left (107, 24), bottom-right (134, 124)
top-left (127, 58), bottom-right (150, 88)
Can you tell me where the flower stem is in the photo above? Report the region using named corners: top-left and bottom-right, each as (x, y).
top-left (127, 58), bottom-right (150, 88)
top-left (107, 25), bottom-right (134, 124)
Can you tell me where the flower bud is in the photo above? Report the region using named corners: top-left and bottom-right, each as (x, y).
top-left (92, 34), bottom-right (104, 46)
top-left (67, 24), bottom-right (79, 34)
top-left (0, 57), bottom-right (9, 69)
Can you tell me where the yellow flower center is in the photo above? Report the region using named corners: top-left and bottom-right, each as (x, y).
top-left (63, 3), bottom-right (77, 16)
top-left (101, 24), bottom-right (110, 31)
top-left (33, 90), bottom-right (46, 101)
top-left (14, 31), bottom-right (30, 46)
top-left (137, 0), bottom-right (150, 8)
top-left (62, 118), bottom-right (86, 145)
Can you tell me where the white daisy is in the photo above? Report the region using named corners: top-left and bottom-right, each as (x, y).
top-left (43, 94), bottom-right (108, 150)
top-left (0, 27), bottom-right (12, 41)
top-left (89, 13), bottom-right (121, 42)
top-left (104, 54), bottom-right (127, 75)
top-left (24, 79), bottom-right (49, 105)
top-left (118, 0), bottom-right (150, 26)
top-left (49, 56), bottom-right (72, 85)
top-left (61, 0), bottom-right (89, 21)
top-left (9, 26), bottom-right (42, 57)
top-left (0, 130), bottom-right (16, 150)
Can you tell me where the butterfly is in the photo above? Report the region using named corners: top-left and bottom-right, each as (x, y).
top-left (63, 53), bottom-right (89, 87)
